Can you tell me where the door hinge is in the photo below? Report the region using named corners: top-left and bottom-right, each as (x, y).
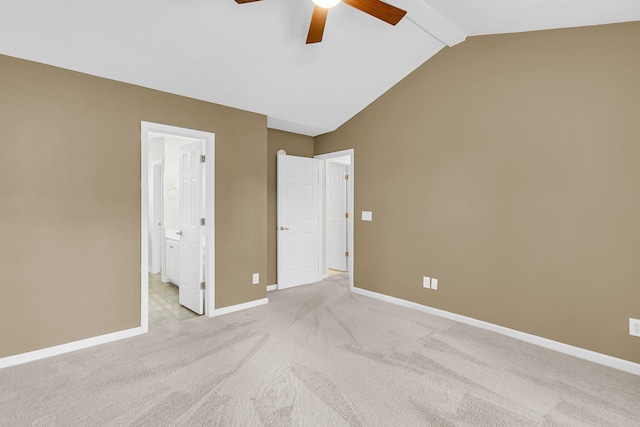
top-left (345, 174), bottom-right (349, 180)
top-left (345, 251), bottom-right (349, 257)
top-left (345, 212), bottom-right (349, 219)
top-left (200, 154), bottom-right (206, 163)
top-left (200, 282), bottom-right (206, 290)
top-left (200, 218), bottom-right (206, 226)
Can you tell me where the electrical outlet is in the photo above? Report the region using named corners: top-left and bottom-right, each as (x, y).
top-left (252, 273), bottom-right (259, 285)
top-left (431, 278), bottom-right (438, 290)
top-left (630, 318), bottom-right (640, 337)
top-left (423, 276), bottom-right (431, 289)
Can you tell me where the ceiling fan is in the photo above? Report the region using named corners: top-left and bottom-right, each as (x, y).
top-left (234, 0), bottom-right (407, 44)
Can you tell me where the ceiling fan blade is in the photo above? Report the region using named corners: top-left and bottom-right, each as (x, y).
top-left (343, 0), bottom-right (406, 25)
top-left (306, 6), bottom-right (329, 44)
top-left (235, 0), bottom-right (262, 3)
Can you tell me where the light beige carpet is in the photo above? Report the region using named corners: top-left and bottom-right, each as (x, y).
top-left (1, 274), bottom-right (639, 426)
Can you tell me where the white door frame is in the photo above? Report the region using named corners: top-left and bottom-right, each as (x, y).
top-left (315, 149), bottom-right (354, 290)
top-left (141, 122), bottom-right (215, 333)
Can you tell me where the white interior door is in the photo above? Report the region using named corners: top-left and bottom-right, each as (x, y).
top-left (178, 141), bottom-right (204, 314)
top-left (150, 162), bottom-right (163, 274)
top-left (277, 155), bottom-right (321, 289)
top-left (326, 163), bottom-right (348, 271)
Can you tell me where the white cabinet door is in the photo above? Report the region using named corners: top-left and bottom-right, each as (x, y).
top-left (165, 238), bottom-right (180, 285)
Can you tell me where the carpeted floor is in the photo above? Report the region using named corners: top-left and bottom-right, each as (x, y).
top-left (1, 274), bottom-right (639, 426)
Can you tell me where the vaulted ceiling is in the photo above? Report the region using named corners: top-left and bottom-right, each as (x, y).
top-left (1, 0), bottom-right (639, 136)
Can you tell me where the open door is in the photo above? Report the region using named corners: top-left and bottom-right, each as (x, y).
top-left (277, 154), bottom-right (321, 289)
top-left (178, 140), bottom-right (204, 314)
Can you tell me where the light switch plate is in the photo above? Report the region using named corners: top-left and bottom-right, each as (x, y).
top-left (431, 278), bottom-right (438, 290)
top-left (423, 276), bottom-right (430, 288)
top-left (630, 318), bottom-right (640, 337)
top-left (362, 211), bottom-right (373, 221)
top-left (252, 273), bottom-right (259, 285)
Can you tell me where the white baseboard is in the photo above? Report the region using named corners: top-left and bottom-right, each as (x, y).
top-left (0, 327), bottom-right (143, 370)
top-left (1, 297), bottom-right (270, 370)
top-left (351, 287), bottom-right (640, 376)
top-left (267, 284), bottom-right (277, 292)
top-left (212, 297), bottom-right (269, 317)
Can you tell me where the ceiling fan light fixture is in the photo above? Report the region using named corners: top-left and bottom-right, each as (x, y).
top-left (312, 0), bottom-right (341, 9)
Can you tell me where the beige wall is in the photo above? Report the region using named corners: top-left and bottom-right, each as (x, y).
top-left (266, 129), bottom-right (315, 286)
top-left (4, 22), bottom-right (640, 364)
top-left (315, 22), bottom-right (640, 363)
top-left (0, 55), bottom-right (267, 358)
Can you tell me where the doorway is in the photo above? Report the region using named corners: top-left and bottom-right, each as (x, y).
top-left (275, 149), bottom-right (354, 291)
top-left (324, 156), bottom-right (350, 273)
top-left (141, 122), bottom-right (215, 333)
top-left (316, 150), bottom-right (354, 290)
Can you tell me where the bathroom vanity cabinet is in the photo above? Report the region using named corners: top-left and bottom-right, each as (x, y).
top-left (165, 237), bottom-right (180, 285)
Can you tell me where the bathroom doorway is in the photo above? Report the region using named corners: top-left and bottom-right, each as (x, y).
top-left (141, 122), bottom-right (215, 332)
top-left (148, 134), bottom-right (204, 327)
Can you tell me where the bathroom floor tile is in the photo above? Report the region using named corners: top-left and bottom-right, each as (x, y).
top-left (148, 273), bottom-right (200, 328)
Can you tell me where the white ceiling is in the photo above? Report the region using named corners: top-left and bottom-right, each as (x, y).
top-left (1, 0), bottom-right (639, 136)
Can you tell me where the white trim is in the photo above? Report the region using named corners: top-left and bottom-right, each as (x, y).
top-left (212, 298), bottom-right (269, 317)
top-left (204, 131), bottom-right (216, 317)
top-left (351, 287), bottom-right (640, 376)
top-left (141, 126), bottom-right (150, 333)
top-left (141, 122), bottom-right (216, 326)
top-left (267, 285), bottom-right (277, 292)
top-left (314, 149), bottom-right (354, 291)
top-left (0, 328), bottom-right (143, 370)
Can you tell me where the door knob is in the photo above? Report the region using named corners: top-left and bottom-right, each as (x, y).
top-left (279, 226), bottom-right (290, 231)
top-left (177, 231), bottom-right (183, 235)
